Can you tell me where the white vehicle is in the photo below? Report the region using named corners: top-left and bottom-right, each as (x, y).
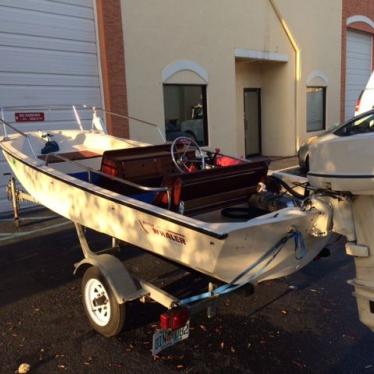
top-left (298, 71), bottom-right (373, 172)
top-left (355, 71), bottom-right (374, 115)
top-left (308, 109), bottom-right (374, 193)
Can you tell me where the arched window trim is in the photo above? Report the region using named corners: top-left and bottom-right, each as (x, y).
top-left (162, 60), bottom-right (208, 83)
top-left (346, 15), bottom-right (374, 30)
top-left (306, 70), bottom-right (328, 86)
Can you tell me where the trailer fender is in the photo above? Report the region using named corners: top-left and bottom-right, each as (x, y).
top-left (74, 254), bottom-right (146, 304)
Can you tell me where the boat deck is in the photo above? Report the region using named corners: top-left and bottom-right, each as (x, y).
top-left (96, 144), bottom-right (269, 216)
top-left (38, 150), bottom-right (101, 163)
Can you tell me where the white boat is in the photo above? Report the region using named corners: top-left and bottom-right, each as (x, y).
top-left (6, 105), bottom-right (374, 356)
top-left (0, 105), bottom-right (332, 343)
top-left (0, 106), bottom-right (331, 282)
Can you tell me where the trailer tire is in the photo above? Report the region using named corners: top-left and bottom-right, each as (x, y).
top-left (82, 266), bottom-right (125, 337)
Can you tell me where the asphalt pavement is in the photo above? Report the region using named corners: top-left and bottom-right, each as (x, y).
top-left (1, 206), bottom-right (374, 374)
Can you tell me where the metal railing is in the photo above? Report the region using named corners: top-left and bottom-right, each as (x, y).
top-left (0, 115), bottom-right (37, 158)
top-left (0, 104), bottom-right (166, 142)
top-left (45, 152), bottom-right (168, 192)
top-left (43, 152), bottom-right (171, 208)
top-left (0, 105), bottom-right (171, 207)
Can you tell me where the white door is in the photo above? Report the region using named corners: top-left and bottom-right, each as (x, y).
top-left (345, 30), bottom-right (373, 120)
top-left (0, 0), bottom-right (102, 213)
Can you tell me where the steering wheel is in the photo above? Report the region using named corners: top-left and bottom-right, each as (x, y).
top-left (171, 136), bottom-right (205, 173)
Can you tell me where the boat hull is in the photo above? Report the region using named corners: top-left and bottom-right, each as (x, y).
top-left (2, 144), bottom-right (329, 284)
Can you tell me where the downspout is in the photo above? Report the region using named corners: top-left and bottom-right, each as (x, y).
top-left (268, 0), bottom-right (301, 152)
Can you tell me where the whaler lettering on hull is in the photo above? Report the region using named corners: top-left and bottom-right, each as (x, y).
top-left (138, 220), bottom-right (186, 245)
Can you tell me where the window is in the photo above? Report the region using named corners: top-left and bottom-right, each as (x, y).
top-left (163, 84), bottom-right (208, 146)
top-left (334, 112), bottom-right (374, 137)
top-left (307, 87), bottom-right (326, 132)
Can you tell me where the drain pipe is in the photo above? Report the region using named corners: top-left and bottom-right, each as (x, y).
top-left (268, 0), bottom-right (301, 152)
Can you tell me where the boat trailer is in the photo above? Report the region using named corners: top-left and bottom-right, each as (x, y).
top-left (5, 177), bottom-right (308, 355)
top-left (6, 167), bottom-right (374, 355)
top-left (4, 106), bottom-right (374, 355)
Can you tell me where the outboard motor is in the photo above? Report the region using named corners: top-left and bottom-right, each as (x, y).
top-left (248, 191), bottom-right (298, 212)
top-left (307, 116), bottom-right (374, 333)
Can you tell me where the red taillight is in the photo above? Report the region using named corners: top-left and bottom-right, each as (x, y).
top-left (159, 307), bottom-right (189, 330)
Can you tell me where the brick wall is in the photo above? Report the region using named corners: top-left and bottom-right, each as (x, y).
top-left (96, 0), bottom-right (129, 137)
top-left (341, 0), bottom-right (374, 120)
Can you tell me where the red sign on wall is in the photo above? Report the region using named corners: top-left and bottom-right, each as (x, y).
top-left (15, 112), bottom-right (45, 122)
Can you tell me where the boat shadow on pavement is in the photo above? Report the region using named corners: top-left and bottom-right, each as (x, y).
top-left (1, 219), bottom-right (374, 373)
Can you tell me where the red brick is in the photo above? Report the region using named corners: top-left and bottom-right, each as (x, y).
top-left (341, 0), bottom-right (374, 121)
top-left (96, 0), bottom-right (129, 138)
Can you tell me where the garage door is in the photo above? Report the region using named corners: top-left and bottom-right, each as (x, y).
top-left (0, 0), bottom-right (102, 213)
top-left (345, 30), bottom-right (373, 120)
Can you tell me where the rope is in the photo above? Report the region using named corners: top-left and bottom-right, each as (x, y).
top-left (179, 229), bottom-right (306, 306)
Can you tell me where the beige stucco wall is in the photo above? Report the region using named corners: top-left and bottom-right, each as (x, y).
top-left (275, 0), bottom-right (343, 145)
top-left (121, 0), bottom-right (342, 156)
top-left (235, 60), bottom-right (296, 155)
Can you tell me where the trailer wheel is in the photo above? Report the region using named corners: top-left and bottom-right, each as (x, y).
top-left (82, 266), bottom-right (125, 337)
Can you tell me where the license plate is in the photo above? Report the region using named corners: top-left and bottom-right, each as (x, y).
top-left (152, 321), bottom-right (190, 356)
